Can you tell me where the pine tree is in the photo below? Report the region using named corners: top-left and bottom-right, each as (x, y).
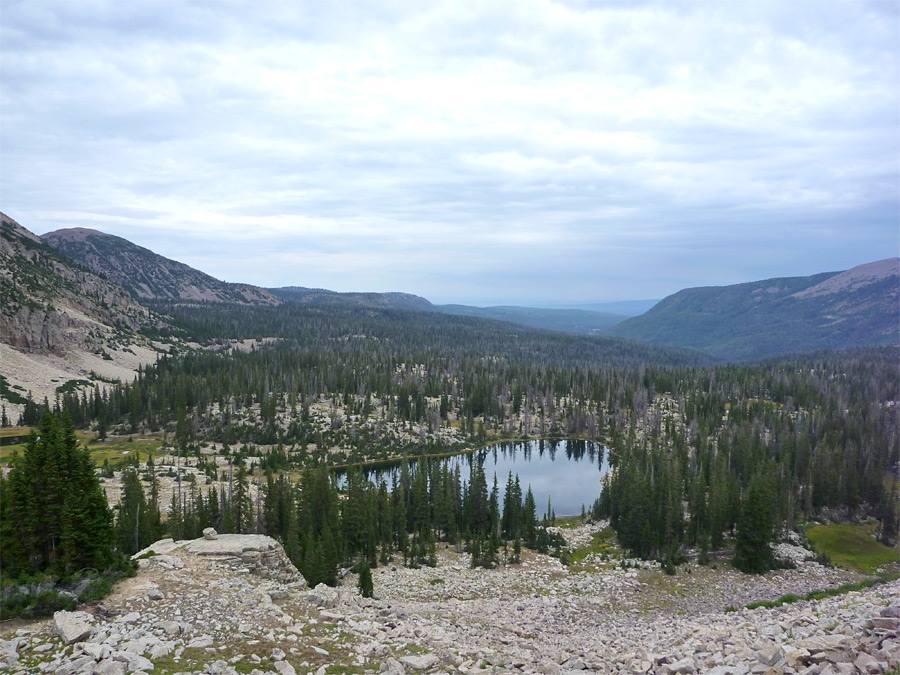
top-left (733, 472), bottom-right (776, 574)
top-left (357, 561), bottom-right (374, 598)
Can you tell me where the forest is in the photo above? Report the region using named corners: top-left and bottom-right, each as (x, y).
top-left (2, 301), bottom-right (898, 616)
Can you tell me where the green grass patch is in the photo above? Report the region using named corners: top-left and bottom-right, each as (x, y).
top-left (567, 527), bottom-right (620, 568)
top-left (805, 522), bottom-right (898, 574)
top-left (744, 573), bottom-right (898, 610)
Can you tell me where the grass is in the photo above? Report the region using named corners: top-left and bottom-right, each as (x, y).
top-left (0, 428), bottom-right (166, 466)
top-left (805, 522), bottom-right (899, 574)
top-left (567, 527), bottom-right (620, 570)
top-left (744, 573), bottom-right (898, 610)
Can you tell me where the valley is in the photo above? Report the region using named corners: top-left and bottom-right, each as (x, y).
top-left (0, 214), bottom-right (897, 675)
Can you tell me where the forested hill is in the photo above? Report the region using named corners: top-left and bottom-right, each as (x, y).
top-left (435, 305), bottom-right (626, 334)
top-left (607, 259), bottom-right (900, 361)
top-left (43, 227), bottom-right (279, 305)
top-left (269, 286), bottom-right (433, 311)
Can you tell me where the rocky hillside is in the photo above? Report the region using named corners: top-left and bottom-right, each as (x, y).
top-left (0, 213), bottom-right (152, 355)
top-left (2, 526), bottom-right (897, 675)
top-left (43, 227), bottom-right (279, 305)
top-left (607, 259), bottom-right (900, 360)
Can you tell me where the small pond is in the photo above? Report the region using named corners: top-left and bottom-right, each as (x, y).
top-left (344, 439), bottom-right (609, 517)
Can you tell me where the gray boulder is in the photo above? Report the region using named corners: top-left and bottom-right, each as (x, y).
top-left (53, 611), bottom-right (93, 644)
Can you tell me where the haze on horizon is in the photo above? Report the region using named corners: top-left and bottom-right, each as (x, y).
top-left (1, 0), bottom-right (898, 306)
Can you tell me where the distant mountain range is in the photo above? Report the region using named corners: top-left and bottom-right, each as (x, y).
top-left (43, 227), bottom-right (279, 305)
top-left (0, 212), bottom-right (895, 364)
top-left (608, 259), bottom-right (899, 360)
top-left (435, 305), bottom-right (625, 334)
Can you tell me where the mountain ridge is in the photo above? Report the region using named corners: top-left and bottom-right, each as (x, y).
top-left (607, 259), bottom-right (899, 360)
top-left (43, 227), bottom-right (280, 305)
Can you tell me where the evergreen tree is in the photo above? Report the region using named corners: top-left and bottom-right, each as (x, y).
top-left (357, 561), bottom-right (374, 598)
top-left (733, 472), bottom-right (777, 574)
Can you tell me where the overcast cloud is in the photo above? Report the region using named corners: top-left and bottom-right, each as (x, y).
top-left (1, 0), bottom-right (897, 304)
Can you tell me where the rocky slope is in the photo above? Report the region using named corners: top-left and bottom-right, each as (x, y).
top-left (42, 228), bottom-right (279, 305)
top-left (0, 214), bottom-right (154, 356)
top-left (0, 213), bottom-right (170, 420)
top-left (607, 259), bottom-right (900, 361)
top-left (2, 526), bottom-right (897, 675)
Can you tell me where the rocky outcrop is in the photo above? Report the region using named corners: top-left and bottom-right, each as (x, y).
top-left (0, 213), bottom-right (155, 356)
top-left (134, 532), bottom-right (305, 585)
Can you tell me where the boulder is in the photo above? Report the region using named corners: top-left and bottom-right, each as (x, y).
top-left (273, 662), bottom-right (296, 675)
top-left (53, 611), bottom-right (93, 644)
top-left (399, 654), bottom-right (439, 670)
top-left (305, 583), bottom-right (338, 609)
top-left (203, 527), bottom-right (218, 540)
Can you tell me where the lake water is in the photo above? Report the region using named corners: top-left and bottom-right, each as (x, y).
top-left (351, 439), bottom-right (609, 516)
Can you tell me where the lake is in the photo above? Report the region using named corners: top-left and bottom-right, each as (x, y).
top-left (349, 439), bottom-right (609, 517)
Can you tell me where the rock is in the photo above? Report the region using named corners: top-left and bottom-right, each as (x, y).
top-left (305, 584), bottom-right (338, 609)
top-left (318, 611), bottom-right (345, 623)
top-left (664, 657), bottom-right (696, 674)
top-left (537, 660), bottom-right (561, 675)
top-left (562, 657), bottom-right (586, 670)
top-left (115, 652), bottom-right (153, 673)
top-left (271, 648), bottom-right (285, 661)
top-left (379, 658), bottom-right (406, 675)
top-left (187, 636), bottom-right (214, 649)
top-left (785, 648), bottom-right (810, 669)
top-left (54, 654), bottom-right (94, 675)
top-left (147, 588), bottom-right (164, 601)
top-left (93, 659), bottom-right (127, 675)
top-left (273, 662), bottom-right (296, 675)
top-left (203, 528), bottom-right (218, 540)
top-left (312, 646), bottom-right (329, 656)
top-left (881, 605), bottom-right (900, 619)
top-left (160, 621), bottom-right (181, 637)
top-left (756, 644), bottom-right (784, 667)
top-left (117, 612), bottom-right (140, 625)
top-left (53, 611), bottom-right (93, 644)
top-left (399, 654), bottom-right (439, 670)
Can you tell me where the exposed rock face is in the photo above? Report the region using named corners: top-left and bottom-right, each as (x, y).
top-left (42, 227), bottom-right (279, 305)
top-left (134, 534), bottom-right (305, 585)
top-left (0, 213), bottom-right (154, 355)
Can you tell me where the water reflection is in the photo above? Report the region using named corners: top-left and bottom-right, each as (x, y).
top-left (338, 439), bottom-right (608, 516)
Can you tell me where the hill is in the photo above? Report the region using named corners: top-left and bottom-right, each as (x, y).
top-left (0, 213), bottom-right (167, 418)
top-left (607, 259), bottom-right (900, 360)
top-left (1, 214), bottom-right (154, 355)
top-left (269, 286), bottom-right (433, 311)
top-left (435, 304), bottom-right (626, 334)
top-left (43, 227), bottom-right (279, 305)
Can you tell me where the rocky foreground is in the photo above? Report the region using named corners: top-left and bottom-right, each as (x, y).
top-left (1, 525), bottom-right (897, 675)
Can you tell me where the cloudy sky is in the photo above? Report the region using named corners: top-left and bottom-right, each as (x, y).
top-left (1, 0), bottom-right (897, 305)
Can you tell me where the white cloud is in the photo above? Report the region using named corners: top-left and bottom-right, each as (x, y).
top-left (1, 0), bottom-right (897, 304)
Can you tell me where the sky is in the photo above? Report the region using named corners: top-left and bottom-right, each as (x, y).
top-left (1, 0), bottom-right (898, 306)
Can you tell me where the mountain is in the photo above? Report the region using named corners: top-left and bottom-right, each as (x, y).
top-left (435, 305), bottom-right (626, 334)
top-left (607, 259), bottom-right (900, 360)
top-left (0, 214), bottom-right (154, 355)
top-left (43, 227), bottom-right (279, 305)
top-left (269, 286), bottom-right (434, 311)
